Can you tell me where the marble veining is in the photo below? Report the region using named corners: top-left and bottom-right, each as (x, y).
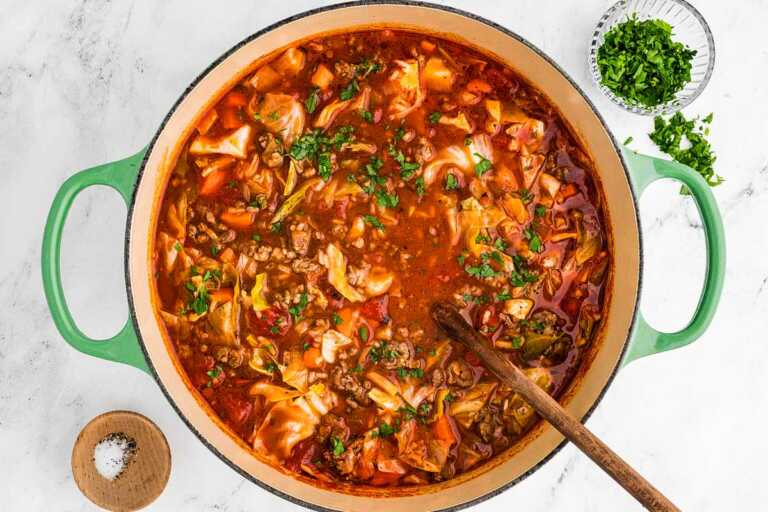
top-left (1, 0), bottom-right (766, 510)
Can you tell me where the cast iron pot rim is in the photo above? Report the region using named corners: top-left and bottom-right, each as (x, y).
top-left (123, 2), bottom-right (643, 510)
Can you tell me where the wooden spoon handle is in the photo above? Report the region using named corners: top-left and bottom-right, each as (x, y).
top-left (432, 303), bottom-right (679, 512)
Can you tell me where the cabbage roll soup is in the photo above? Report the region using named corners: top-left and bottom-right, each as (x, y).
top-left (155, 30), bottom-right (611, 487)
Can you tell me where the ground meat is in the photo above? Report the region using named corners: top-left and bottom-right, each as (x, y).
top-left (212, 346), bottom-right (248, 368)
top-left (315, 413), bottom-right (351, 444)
top-left (292, 257), bottom-right (322, 274)
top-left (378, 340), bottom-right (414, 370)
top-left (330, 366), bottom-right (371, 406)
top-left (289, 222), bottom-right (312, 255)
top-left (431, 368), bottom-right (445, 386)
top-left (446, 359), bottom-right (474, 387)
top-left (475, 405), bottom-right (509, 451)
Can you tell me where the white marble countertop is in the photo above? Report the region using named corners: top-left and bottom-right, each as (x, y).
top-left (1, 0), bottom-right (766, 510)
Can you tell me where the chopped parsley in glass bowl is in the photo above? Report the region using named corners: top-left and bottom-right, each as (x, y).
top-left (588, 0), bottom-right (715, 115)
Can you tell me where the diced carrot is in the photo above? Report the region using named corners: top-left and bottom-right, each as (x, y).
top-left (222, 90), bottom-right (248, 108)
top-left (220, 210), bottom-right (256, 230)
top-left (420, 40), bottom-right (436, 53)
top-left (196, 109), bottom-right (218, 134)
top-left (557, 183), bottom-right (579, 202)
top-left (219, 107), bottom-right (243, 129)
top-left (218, 247), bottom-right (236, 264)
top-left (199, 168), bottom-right (229, 197)
top-left (303, 347), bottom-right (324, 369)
top-left (466, 79), bottom-right (492, 94)
top-left (310, 64), bottom-right (335, 90)
top-left (248, 64), bottom-right (282, 92)
top-left (335, 307), bottom-right (359, 338)
top-left (433, 414), bottom-right (457, 446)
top-left (210, 288), bottom-right (234, 302)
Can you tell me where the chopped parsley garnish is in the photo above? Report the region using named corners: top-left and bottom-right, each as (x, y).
top-left (358, 326), bottom-right (369, 342)
top-left (363, 215), bottom-right (384, 230)
top-left (264, 361), bottom-right (279, 373)
top-left (305, 87), bottom-right (320, 114)
top-left (288, 293), bottom-right (309, 321)
top-left (414, 177), bottom-right (425, 197)
top-left (376, 422), bottom-right (396, 437)
top-left (445, 173), bottom-right (459, 191)
top-left (494, 238), bottom-right (508, 251)
top-left (535, 204), bottom-right (547, 217)
top-left (519, 188), bottom-right (534, 204)
top-left (428, 111), bottom-right (442, 124)
top-left (360, 110), bottom-right (373, 123)
top-left (268, 111), bottom-right (279, 121)
top-left (396, 367), bottom-right (424, 379)
top-left (524, 226), bottom-right (543, 253)
top-left (597, 14), bottom-right (696, 108)
top-left (331, 312), bottom-right (343, 326)
top-left (355, 58), bottom-right (381, 78)
top-left (649, 111), bottom-right (721, 191)
top-left (352, 364), bottom-right (364, 373)
top-left (474, 153), bottom-right (493, 176)
top-left (206, 365), bottom-right (222, 379)
top-left (475, 233), bottom-right (491, 244)
top-left (388, 145), bottom-right (420, 180)
top-left (375, 189), bottom-right (400, 209)
top-left (317, 152), bottom-right (333, 181)
top-left (368, 341), bottom-right (398, 363)
top-left (511, 336), bottom-right (523, 349)
top-left (464, 260), bottom-right (497, 279)
top-left (444, 393), bottom-right (456, 403)
top-left (270, 221), bottom-right (283, 233)
top-left (330, 436), bottom-right (346, 456)
top-left (623, 136), bottom-right (633, 145)
top-left (496, 292), bottom-right (512, 301)
top-left (269, 326), bottom-right (280, 335)
top-left (509, 255), bottom-right (539, 287)
top-left (289, 127), bottom-right (354, 176)
top-left (394, 126), bottom-right (406, 142)
top-left (339, 79), bottom-right (360, 100)
top-left (464, 136), bottom-right (472, 146)
top-left (210, 245), bottom-right (220, 257)
top-left (251, 233), bottom-right (261, 242)
top-left (302, 341), bottom-right (311, 351)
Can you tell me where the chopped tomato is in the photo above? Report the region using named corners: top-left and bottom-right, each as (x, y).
top-left (220, 210), bottom-right (255, 230)
top-left (247, 306), bottom-right (292, 337)
top-left (360, 295), bottom-right (390, 323)
top-left (191, 355), bottom-right (225, 388)
top-left (199, 168), bottom-right (230, 197)
top-left (473, 304), bottom-right (500, 331)
top-left (219, 392), bottom-right (253, 429)
top-left (219, 107), bottom-right (243, 129)
top-left (370, 470), bottom-right (402, 486)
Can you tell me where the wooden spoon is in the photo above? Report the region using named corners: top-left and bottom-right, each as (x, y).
top-left (431, 302), bottom-right (679, 512)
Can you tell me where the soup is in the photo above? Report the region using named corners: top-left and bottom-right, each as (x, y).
top-left (154, 30), bottom-right (610, 487)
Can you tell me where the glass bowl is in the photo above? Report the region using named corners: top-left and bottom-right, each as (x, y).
top-left (588, 0), bottom-right (715, 115)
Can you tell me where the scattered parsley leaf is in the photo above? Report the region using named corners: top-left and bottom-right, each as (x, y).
top-left (363, 214), bottom-right (384, 230)
top-left (305, 87), bottom-right (320, 114)
top-left (339, 79), bottom-right (360, 101)
top-left (445, 173), bottom-right (459, 191)
top-left (474, 153), bottom-right (493, 176)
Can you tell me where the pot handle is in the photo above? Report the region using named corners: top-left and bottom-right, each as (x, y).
top-left (42, 148), bottom-right (150, 373)
top-left (621, 147), bottom-right (725, 365)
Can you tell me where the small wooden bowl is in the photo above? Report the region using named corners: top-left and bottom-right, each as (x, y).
top-left (72, 410), bottom-right (171, 511)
